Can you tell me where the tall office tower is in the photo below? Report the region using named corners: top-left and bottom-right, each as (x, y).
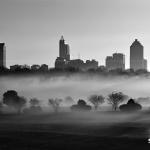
top-left (65, 44), bottom-right (70, 61)
top-left (106, 53), bottom-right (125, 70)
top-left (106, 56), bottom-right (114, 70)
top-left (113, 53), bottom-right (125, 70)
top-left (59, 36), bottom-right (65, 58)
top-left (130, 39), bottom-right (146, 71)
top-left (59, 36), bottom-right (70, 60)
top-left (0, 43), bottom-right (6, 68)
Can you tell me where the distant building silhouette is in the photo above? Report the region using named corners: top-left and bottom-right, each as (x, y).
top-left (31, 64), bottom-right (40, 71)
top-left (59, 36), bottom-right (70, 61)
top-left (0, 43), bottom-right (6, 68)
top-left (10, 64), bottom-right (30, 71)
top-left (98, 65), bottom-right (107, 72)
top-left (21, 64), bottom-right (30, 69)
top-left (10, 65), bottom-right (21, 71)
top-left (84, 60), bottom-right (98, 70)
top-left (67, 59), bottom-right (84, 70)
top-left (55, 36), bottom-right (70, 69)
top-left (67, 59), bottom-right (98, 71)
top-left (130, 39), bottom-right (147, 71)
top-left (55, 36), bottom-right (98, 70)
top-left (106, 53), bottom-right (125, 70)
top-left (55, 57), bottom-right (66, 69)
top-left (39, 64), bottom-right (49, 71)
top-left (106, 56), bottom-right (113, 70)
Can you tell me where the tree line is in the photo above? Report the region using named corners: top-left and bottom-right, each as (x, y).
top-left (0, 90), bottom-right (142, 114)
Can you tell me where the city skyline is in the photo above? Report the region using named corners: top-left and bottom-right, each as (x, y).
top-left (1, 0), bottom-right (150, 70)
top-left (0, 37), bottom-right (149, 71)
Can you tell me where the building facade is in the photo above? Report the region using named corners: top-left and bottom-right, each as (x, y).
top-left (130, 39), bottom-right (147, 71)
top-left (0, 43), bottom-right (6, 68)
top-left (55, 36), bottom-right (98, 71)
top-left (106, 53), bottom-right (125, 70)
top-left (113, 53), bottom-right (125, 70)
top-left (106, 56), bottom-right (114, 70)
top-left (59, 36), bottom-right (70, 61)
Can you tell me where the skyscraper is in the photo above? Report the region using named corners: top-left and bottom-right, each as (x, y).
top-left (0, 43), bottom-right (6, 68)
top-left (106, 53), bottom-right (125, 70)
top-left (106, 56), bottom-right (114, 70)
top-left (113, 53), bottom-right (125, 70)
top-left (130, 39), bottom-right (147, 71)
top-left (59, 36), bottom-right (70, 61)
top-left (55, 36), bottom-right (70, 69)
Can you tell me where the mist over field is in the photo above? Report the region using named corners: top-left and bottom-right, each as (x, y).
top-left (1, 75), bottom-right (150, 149)
top-left (0, 75), bottom-right (150, 107)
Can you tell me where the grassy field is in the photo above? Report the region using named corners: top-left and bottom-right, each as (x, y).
top-left (0, 112), bottom-right (149, 150)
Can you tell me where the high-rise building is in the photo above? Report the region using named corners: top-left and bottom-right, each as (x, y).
top-left (59, 36), bottom-right (70, 61)
top-left (113, 53), bottom-right (125, 70)
top-left (55, 36), bottom-right (99, 71)
top-left (0, 43), bottom-right (6, 68)
top-left (65, 44), bottom-right (70, 61)
top-left (106, 56), bottom-right (114, 70)
top-left (55, 36), bottom-right (71, 69)
top-left (130, 39), bottom-right (147, 71)
top-left (106, 53), bottom-right (125, 70)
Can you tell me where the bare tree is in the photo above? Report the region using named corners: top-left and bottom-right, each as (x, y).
top-left (48, 98), bottom-right (62, 113)
top-left (107, 92), bottom-right (127, 111)
top-left (88, 95), bottom-right (105, 110)
top-left (30, 98), bottom-right (40, 106)
top-left (23, 98), bottom-right (42, 114)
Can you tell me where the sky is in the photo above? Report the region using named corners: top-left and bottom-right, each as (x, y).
top-left (0, 0), bottom-right (150, 70)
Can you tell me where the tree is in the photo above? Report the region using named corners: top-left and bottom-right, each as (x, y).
top-left (0, 102), bottom-right (3, 114)
top-left (30, 98), bottom-right (40, 106)
top-left (71, 99), bottom-right (92, 111)
top-left (23, 98), bottom-right (42, 114)
top-left (119, 99), bottom-right (142, 112)
top-left (107, 92), bottom-right (127, 111)
top-left (88, 94), bottom-right (105, 110)
top-left (3, 90), bottom-right (27, 114)
top-left (48, 98), bottom-right (62, 113)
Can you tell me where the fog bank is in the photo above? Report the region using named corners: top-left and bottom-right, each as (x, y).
top-left (0, 75), bottom-right (150, 106)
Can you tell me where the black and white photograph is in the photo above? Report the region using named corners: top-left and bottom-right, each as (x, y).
top-left (0, 0), bottom-right (150, 149)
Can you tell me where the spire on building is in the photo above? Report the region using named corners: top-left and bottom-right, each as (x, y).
top-left (132, 39), bottom-right (142, 46)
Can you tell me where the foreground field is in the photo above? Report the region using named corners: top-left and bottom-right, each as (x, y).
top-left (0, 112), bottom-right (150, 150)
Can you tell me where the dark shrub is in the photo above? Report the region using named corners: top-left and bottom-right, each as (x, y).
top-left (119, 99), bottom-right (142, 112)
top-left (71, 99), bottom-right (92, 111)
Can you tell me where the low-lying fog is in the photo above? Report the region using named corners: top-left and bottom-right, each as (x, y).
top-left (0, 75), bottom-right (149, 101)
top-left (1, 75), bottom-right (150, 107)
